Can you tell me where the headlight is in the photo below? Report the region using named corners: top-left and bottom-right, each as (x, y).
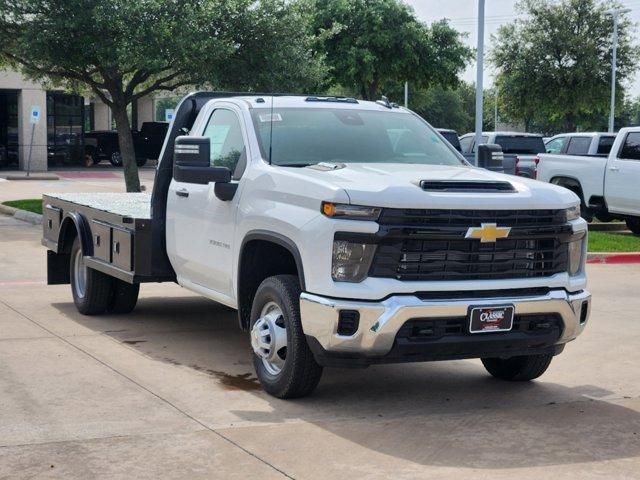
top-left (568, 232), bottom-right (586, 276)
top-left (566, 205), bottom-right (581, 221)
top-left (331, 240), bottom-right (376, 282)
top-left (322, 202), bottom-right (381, 221)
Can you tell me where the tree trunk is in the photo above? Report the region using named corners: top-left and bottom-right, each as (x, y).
top-left (563, 113), bottom-right (577, 133)
top-left (367, 81), bottom-right (378, 101)
top-left (111, 102), bottom-right (141, 193)
top-left (360, 84), bottom-right (368, 101)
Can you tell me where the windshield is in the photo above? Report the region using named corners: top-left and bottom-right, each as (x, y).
top-left (494, 136), bottom-right (545, 154)
top-left (250, 108), bottom-right (465, 167)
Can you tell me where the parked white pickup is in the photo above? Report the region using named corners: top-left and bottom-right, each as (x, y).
top-left (42, 92), bottom-right (592, 398)
top-left (544, 132), bottom-right (616, 157)
top-left (537, 127), bottom-right (640, 232)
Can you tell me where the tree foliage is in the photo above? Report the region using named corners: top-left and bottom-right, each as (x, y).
top-left (491, 0), bottom-right (639, 132)
top-left (311, 0), bottom-right (473, 100)
top-left (0, 0), bottom-right (325, 191)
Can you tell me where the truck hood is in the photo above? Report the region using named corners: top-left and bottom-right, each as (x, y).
top-left (289, 163), bottom-right (578, 209)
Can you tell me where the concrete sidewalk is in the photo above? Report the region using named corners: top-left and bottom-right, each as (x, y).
top-left (1, 215), bottom-right (640, 479)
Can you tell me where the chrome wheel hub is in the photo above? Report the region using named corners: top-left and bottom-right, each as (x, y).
top-left (251, 301), bottom-right (288, 375)
top-left (73, 248), bottom-right (87, 299)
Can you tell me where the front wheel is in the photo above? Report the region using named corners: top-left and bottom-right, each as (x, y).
top-left (481, 353), bottom-right (553, 381)
top-left (626, 216), bottom-right (640, 235)
top-left (109, 151), bottom-right (123, 167)
top-left (250, 275), bottom-right (323, 398)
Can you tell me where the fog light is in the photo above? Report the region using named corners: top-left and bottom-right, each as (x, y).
top-left (331, 240), bottom-right (376, 282)
top-left (568, 233), bottom-right (585, 276)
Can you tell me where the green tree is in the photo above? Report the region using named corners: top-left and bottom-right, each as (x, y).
top-left (490, 0), bottom-right (638, 132)
top-left (0, 0), bottom-right (325, 191)
top-left (311, 0), bottom-right (473, 100)
top-left (617, 95), bottom-right (640, 128)
top-left (404, 84), bottom-right (473, 133)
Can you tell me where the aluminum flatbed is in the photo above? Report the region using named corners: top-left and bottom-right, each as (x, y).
top-left (42, 192), bottom-right (174, 284)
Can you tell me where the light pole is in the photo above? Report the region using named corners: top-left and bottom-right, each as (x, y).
top-left (605, 8), bottom-right (630, 133)
top-left (404, 81), bottom-right (409, 108)
top-left (474, 0), bottom-right (485, 166)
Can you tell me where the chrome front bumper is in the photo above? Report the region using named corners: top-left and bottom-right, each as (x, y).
top-left (300, 289), bottom-right (591, 357)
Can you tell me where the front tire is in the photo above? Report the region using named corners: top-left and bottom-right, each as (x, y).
top-left (250, 275), bottom-right (323, 398)
top-left (481, 353), bottom-right (553, 381)
top-left (70, 237), bottom-right (113, 315)
top-left (109, 151), bottom-right (123, 167)
top-left (626, 216), bottom-right (640, 235)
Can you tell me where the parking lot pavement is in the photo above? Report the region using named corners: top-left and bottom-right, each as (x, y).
top-left (1, 215), bottom-right (640, 479)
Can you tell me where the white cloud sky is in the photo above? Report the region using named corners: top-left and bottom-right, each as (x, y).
top-left (405, 0), bottom-right (640, 96)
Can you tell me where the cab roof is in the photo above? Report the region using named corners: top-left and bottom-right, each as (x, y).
top-left (213, 95), bottom-right (409, 112)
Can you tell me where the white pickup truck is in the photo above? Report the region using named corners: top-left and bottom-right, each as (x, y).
top-left (537, 127), bottom-right (640, 232)
top-left (42, 92), bottom-right (591, 398)
top-left (544, 132), bottom-right (616, 157)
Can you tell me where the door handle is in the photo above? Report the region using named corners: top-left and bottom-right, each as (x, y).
top-left (609, 166), bottom-right (620, 172)
top-left (175, 189), bottom-right (189, 198)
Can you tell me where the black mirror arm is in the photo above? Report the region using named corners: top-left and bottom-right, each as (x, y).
top-left (214, 182), bottom-right (238, 201)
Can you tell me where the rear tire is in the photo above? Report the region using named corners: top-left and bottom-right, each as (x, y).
top-left (108, 279), bottom-right (140, 314)
top-left (595, 212), bottom-right (613, 223)
top-left (70, 237), bottom-right (113, 315)
top-left (626, 216), bottom-right (640, 235)
top-left (481, 353), bottom-right (553, 381)
top-left (250, 275), bottom-right (323, 398)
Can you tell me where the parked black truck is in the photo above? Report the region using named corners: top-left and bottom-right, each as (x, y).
top-left (84, 121), bottom-right (169, 167)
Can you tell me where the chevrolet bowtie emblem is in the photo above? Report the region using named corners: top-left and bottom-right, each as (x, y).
top-left (465, 223), bottom-right (511, 243)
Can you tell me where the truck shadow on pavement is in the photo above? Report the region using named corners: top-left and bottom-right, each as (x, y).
top-left (53, 294), bottom-right (640, 470)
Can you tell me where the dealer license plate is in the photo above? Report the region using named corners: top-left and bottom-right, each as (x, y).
top-left (469, 305), bottom-right (514, 333)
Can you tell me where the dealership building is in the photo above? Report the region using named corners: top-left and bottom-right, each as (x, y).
top-left (0, 69), bottom-right (156, 171)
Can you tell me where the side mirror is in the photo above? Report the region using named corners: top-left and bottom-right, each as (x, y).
top-left (173, 136), bottom-right (229, 184)
top-left (172, 136), bottom-right (238, 201)
top-left (477, 143), bottom-right (504, 169)
top-left (174, 136), bottom-right (210, 168)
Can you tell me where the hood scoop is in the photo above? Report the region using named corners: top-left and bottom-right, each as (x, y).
top-left (307, 162), bottom-right (346, 171)
top-left (419, 180), bottom-right (516, 193)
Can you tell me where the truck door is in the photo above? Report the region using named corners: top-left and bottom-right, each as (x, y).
top-left (605, 131), bottom-right (640, 215)
top-left (167, 107), bottom-right (248, 297)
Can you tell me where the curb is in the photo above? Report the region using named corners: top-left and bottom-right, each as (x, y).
top-left (0, 204), bottom-right (43, 225)
top-left (4, 174), bottom-right (59, 181)
top-left (587, 252), bottom-right (640, 264)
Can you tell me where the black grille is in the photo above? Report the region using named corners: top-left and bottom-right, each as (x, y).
top-left (369, 209), bottom-right (569, 282)
top-left (378, 208), bottom-right (566, 228)
top-left (397, 314), bottom-right (563, 342)
top-left (371, 237), bottom-right (568, 281)
top-left (415, 287), bottom-right (552, 301)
